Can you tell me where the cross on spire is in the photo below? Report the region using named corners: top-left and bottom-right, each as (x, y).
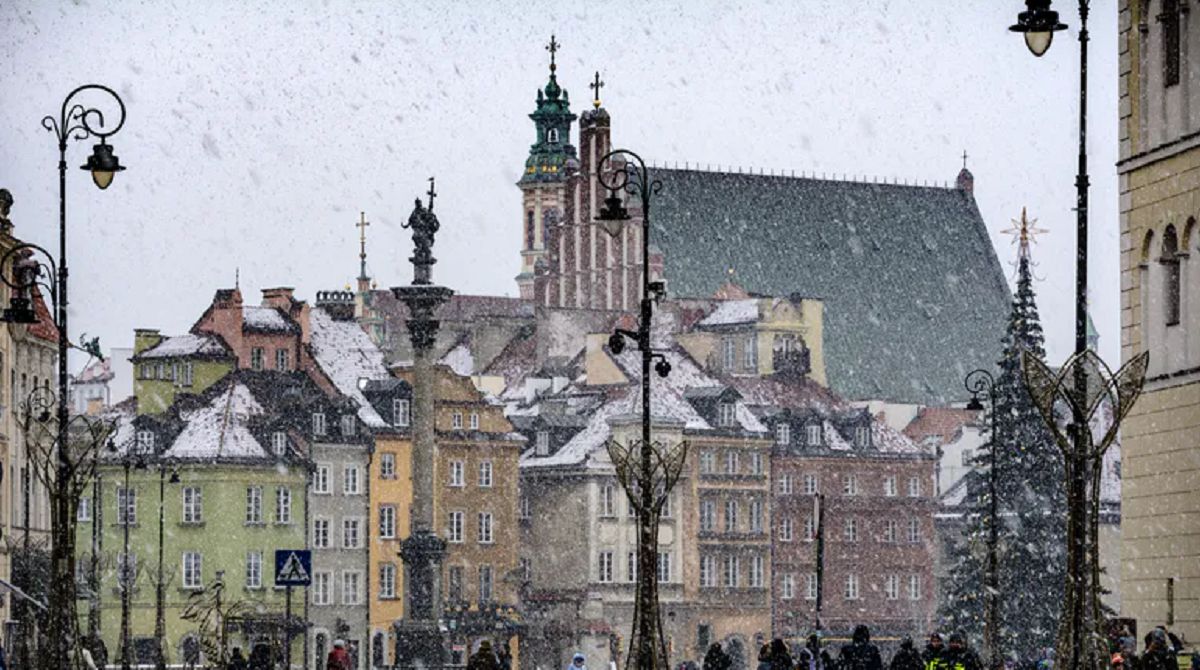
top-left (961, 150), bottom-right (969, 170)
top-left (590, 71), bottom-right (604, 109)
top-left (356, 211), bottom-right (370, 280)
top-left (426, 176), bottom-right (437, 211)
top-left (546, 35), bottom-right (560, 73)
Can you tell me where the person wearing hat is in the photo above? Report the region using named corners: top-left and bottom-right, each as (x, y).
top-left (327, 639), bottom-right (352, 670)
top-left (468, 640), bottom-right (501, 670)
top-left (565, 652), bottom-right (588, 670)
top-left (943, 633), bottom-right (981, 670)
top-left (1142, 629), bottom-right (1180, 670)
top-left (922, 633), bottom-right (948, 670)
top-left (838, 624), bottom-right (883, 670)
top-left (887, 636), bottom-right (922, 670)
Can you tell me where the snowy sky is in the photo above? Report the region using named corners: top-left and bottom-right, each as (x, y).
top-left (0, 1), bottom-right (1120, 373)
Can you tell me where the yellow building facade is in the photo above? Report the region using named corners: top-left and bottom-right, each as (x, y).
top-left (1118, 0), bottom-right (1200, 642)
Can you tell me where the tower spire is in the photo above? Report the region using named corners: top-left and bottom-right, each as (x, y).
top-left (356, 211), bottom-right (370, 282)
top-left (546, 35), bottom-right (560, 77)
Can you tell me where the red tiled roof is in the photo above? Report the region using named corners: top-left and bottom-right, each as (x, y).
top-left (902, 407), bottom-right (980, 443)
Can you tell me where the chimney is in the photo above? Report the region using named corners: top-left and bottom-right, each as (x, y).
top-left (261, 287), bottom-right (296, 311)
top-left (133, 328), bottom-right (163, 355)
top-left (316, 290), bottom-right (356, 321)
top-left (955, 167), bottom-right (974, 195)
top-left (195, 287), bottom-right (244, 354)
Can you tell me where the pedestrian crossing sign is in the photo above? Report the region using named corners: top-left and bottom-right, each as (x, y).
top-left (274, 550), bottom-right (312, 586)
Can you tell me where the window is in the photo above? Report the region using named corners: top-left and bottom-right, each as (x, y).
top-left (1162, 0), bottom-right (1181, 87)
top-left (116, 552), bottom-right (137, 589)
top-left (908, 574), bottom-right (922, 600)
top-left (776, 423), bottom-right (790, 446)
top-left (479, 565), bottom-right (494, 602)
top-left (519, 557), bottom-right (532, 582)
top-left (854, 425), bottom-right (870, 447)
top-left (478, 461), bottom-right (493, 487)
top-left (447, 511), bottom-right (464, 542)
top-left (700, 500), bottom-right (716, 532)
top-left (312, 571), bottom-right (331, 605)
top-left (246, 551), bottom-right (262, 589)
top-left (884, 476), bottom-right (897, 497)
top-left (657, 552), bottom-right (672, 583)
top-left (519, 495), bottom-right (531, 520)
top-left (843, 474), bottom-right (858, 496)
top-left (806, 573), bottom-right (818, 600)
top-left (379, 505), bottom-right (396, 539)
top-left (271, 431), bottom-right (287, 456)
top-left (749, 499), bottom-right (763, 533)
top-left (182, 552), bottom-right (202, 589)
top-left (246, 487), bottom-right (262, 524)
top-left (722, 337), bottom-right (736, 369)
top-left (724, 499), bottom-right (738, 532)
top-left (723, 555), bottom-right (739, 587)
top-left (448, 460), bottom-right (464, 487)
top-left (275, 348), bottom-right (290, 371)
top-left (749, 452), bottom-right (763, 475)
top-left (478, 512), bottom-right (494, 544)
top-left (340, 414), bottom-right (355, 437)
top-left (725, 451), bottom-right (739, 475)
top-left (380, 453), bottom-right (396, 479)
top-left (158, 363), bottom-right (169, 380)
top-left (525, 210), bottom-right (535, 248)
top-left (392, 398), bottom-right (410, 427)
top-left (779, 518), bottom-right (794, 542)
top-left (182, 487), bottom-right (203, 524)
top-left (136, 430), bottom-right (155, 451)
top-left (700, 555), bottom-right (716, 587)
top-left (627, 552), bottom-right (637, 582)
top-left (908, 476), bottom-right (922, 497)
top-left (312, 412), bottom-right (326, 436)
top-left (140, 363), bottom-right (152, 379)
top-left (313, 518), bottom-right (330, 548)
top-left (117, 487), bottom-right (137, 525)
top-left (469, 412), bottom-right (479, 430)
top-left (547, 128), bottom-right (559, 143)
top-left (1163, 225), bottom-right (1181, 325)
top-left (843, 517), bottom-right (858, 542)
top-left (182, 361), bottom-right (194, 386)
top-left (719, 403), bottom-right (736, 428)
top-left (275, 487), bottom-right (292, 524)
top-left (908, 518), bottom-right (921, 543)
top-left (446, 565), bottom-right (464, 601)
top-left (662, 491), bottom-right (673, 518)
top-left (312, 465), bottom-right (330, 495)
top-left (804, 514), bottom-right (815, 541)
top-left (600, 484), bottom-right (616, 517)
top-left (803, 474), bottom-right (818, 495)
top-left (379, 563), bottom-right (396, 599)
top-left (78, 497), bottom-right (92, 522)
top-left (748, 555), bottom-right (764, 588)
top-left (342, 571), bottom-right (362, 605)
top-left (885, 574), bottom-right (899, 600)
top-left (700, 451), bottom-right (716, 474)
top-left (782, 573), bottom-right (796, 599)
top-left (598, 551), bottom-right (614, 583)
top-left (806, 424), bottom-right (822, 446)
top-left (844, 574), bottom-right (859, 600)
top-left (743, 337), bottom-right (757, 370)
top-left (452, 411), bottom-right (463, 429)
top-left (962, 449), bottom-right (975, 467)
top-left (343, 518), bottom-right (362, 548)
top-left (884, 519), bottom-right (897, 544)
top-left (250, 348), bottom-right (264, 371)
top-left (535, 431), bottom-right (550, 456)
top-left (343, 465), bottom-right (361, 495)
top-left (778, 474), bottom-right (793, 494)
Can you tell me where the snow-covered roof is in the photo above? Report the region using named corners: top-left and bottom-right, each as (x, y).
top-left (440, 341), bottom-right (474, 377)
top-left (243, 306), bottom-right (295, 332)
top-left (166, 382), bottom-right (268, 458)
top-left (136, 333), bottom-right (229, 359)
top-left (308, 308), bottom-right (389, 427)
top-left (697, 299), bottom-right (759, 327)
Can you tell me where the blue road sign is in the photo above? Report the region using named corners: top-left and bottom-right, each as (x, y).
top-left (274, 549), bottom-right (312, 587)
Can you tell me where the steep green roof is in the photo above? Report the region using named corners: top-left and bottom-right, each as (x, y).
top-left (650, 169), bottom-right (1011, 404)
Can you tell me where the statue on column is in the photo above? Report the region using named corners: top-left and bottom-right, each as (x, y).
top-left (403, 179), bottom-right (440, 285)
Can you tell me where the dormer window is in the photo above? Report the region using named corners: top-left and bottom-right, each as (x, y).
top-left (312, 412), bottom-right (327, 437)
top-left (535, 431), bottom-right (550, 456)
top-left (718, 402), bottom-right (736, 428)
top-left (806, 424), bottom-right (822, 446)
top-left (548, 128), bottom-right (559, 143)
top-left (271, 432), bottom-right (287, 456)
top-left (775, 423), bottom-right (790, 446)
top-left (136, 430), bottom-right (155, 451)
top-left (854, 426), bottom-right (870, 448)
top-left (392, 399), bottom-right (410, 427)
top-left (340, 415), bottom-right (356, 437)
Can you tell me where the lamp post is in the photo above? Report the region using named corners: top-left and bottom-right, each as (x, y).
top-left (1008, 4), bottom-right (1151, 668)
top-left (965, 370), bottom-right (999, 667)
top-left (156, 463), bottom-right (181, 670)
top-left (0, 84), bottom-right (128, 670)
top-left (596, 148), bottom-right (686, 670)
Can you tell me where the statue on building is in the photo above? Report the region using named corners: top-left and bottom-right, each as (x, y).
top-left (0, 188), bottom-right (14, 234)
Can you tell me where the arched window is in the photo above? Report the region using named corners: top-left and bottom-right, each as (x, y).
top-left (1161, 0), bottom-right (1181, 86)
top-left (1162, 224), bottom-right (1181, 325)
top-left (314, 633), bottom-right (328, 670)
top-left (548, 128), bottom-right (559, 143)
top-left (525, 211), bottom-right (535, 249)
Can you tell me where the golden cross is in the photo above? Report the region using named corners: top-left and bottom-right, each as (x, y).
top-left (546, 35), bottom-right (560, 73)
top-left (590, 71), bottom-right (604, 109)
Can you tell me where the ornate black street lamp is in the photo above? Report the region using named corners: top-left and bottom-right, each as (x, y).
top-left (597, 149), bottom-right (686, 670)
top-left (965, 370), bottom-right (1000, 666)
top-left (0, 84), bottom-right (128, 670)
top-left (156, 463), bottom-right (181, 670)
top-left (1007, 4), bottom-right (1150, 668)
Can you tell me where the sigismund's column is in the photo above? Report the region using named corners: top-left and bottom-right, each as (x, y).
top-left (391, 181), bottom-right (453, 669)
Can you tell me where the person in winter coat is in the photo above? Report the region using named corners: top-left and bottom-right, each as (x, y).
top-left (943, 633), bottom-right (983, 670)
top-left (327, 640), bottom-right (353, 670)
top-left (704, 644), bottom-right (732, 670)
top-left (228, 647), bottom-right (248, 670)
top-left (839, 625), bottom-right (884, 670)
top-left (468, 641), bottom-right (501, 670)
top-left (565, 652), bottom-right (588, 670)
top-left (1143, 629), bottom-right (1180, 670)
top-left (924, 633), bottom-right (949, 670)
top-left (888, 637), bottom-right (923, 670)
top-left (757, 644), bottom-right (773, 670)
top-left (769, 639), bottom-right (793, 670)
top-left (796, 634), bottom-right (832, 670)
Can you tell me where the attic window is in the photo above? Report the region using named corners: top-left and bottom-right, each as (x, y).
top-left (718, 402), bottom-right (736, 428)
top-left (806, 424), bottom-right (821, 446)
top-left (340, 415), bottom-right (356, 437)
top-left (312, 412), bottom-right (327, 437)
top-left (535, 431), bottom-right (550, 456)
top-left (775, 423), bottom-right (790, 446)
top-left (393, 399), bottom-right (411, 427)
top-left (136, 430), bottom-right (155, 451)
top-left (271, 432), bottom-right (287, 456)
top-left (854, 426), bottom-right (870, 448)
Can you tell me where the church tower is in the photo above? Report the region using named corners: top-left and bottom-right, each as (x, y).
top-left (516, 35), bottom-right (578, 300)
